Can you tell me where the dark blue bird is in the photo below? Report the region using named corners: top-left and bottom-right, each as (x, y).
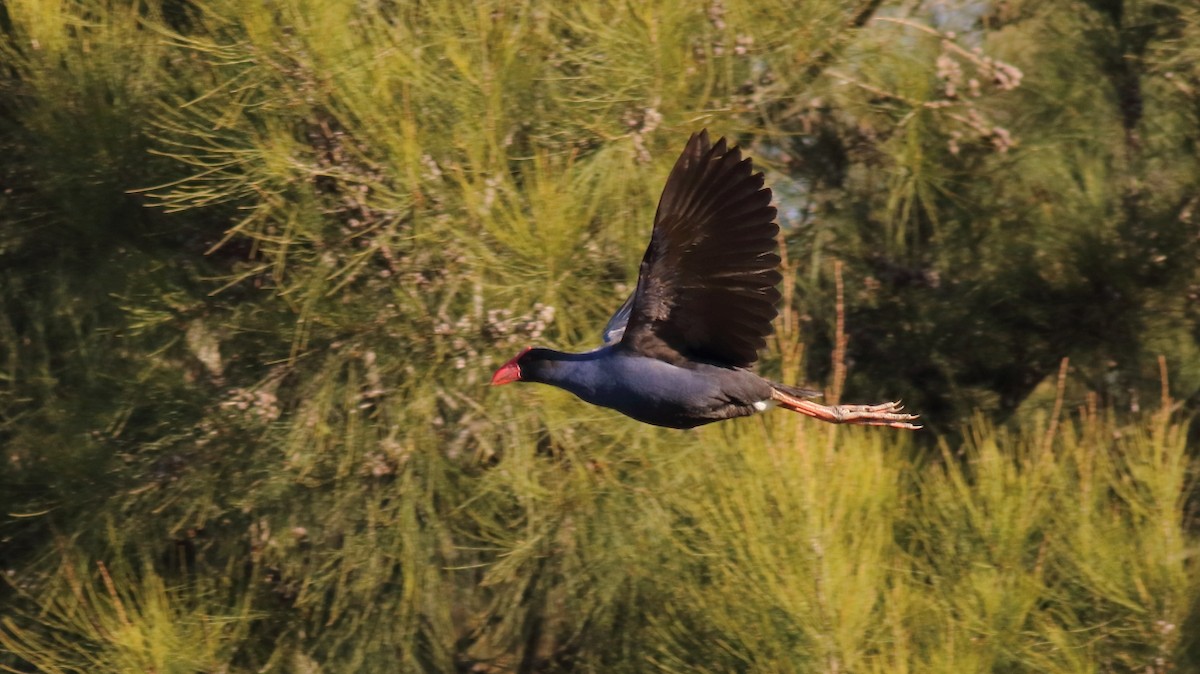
top-left (492, 130), bottom-right (919, 430)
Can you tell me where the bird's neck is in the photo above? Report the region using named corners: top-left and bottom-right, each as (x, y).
top-left (522, 346), bottom-right (613, 390)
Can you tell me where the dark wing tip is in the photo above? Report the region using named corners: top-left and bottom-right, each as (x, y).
top-left (686, 129), bottom-right (712, 160)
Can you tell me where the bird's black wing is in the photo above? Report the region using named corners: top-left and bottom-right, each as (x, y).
top-left (618, 130), bottom-right (781, 368)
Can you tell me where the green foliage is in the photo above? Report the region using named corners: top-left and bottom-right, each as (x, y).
top-left (2, 532), bottom-right (254, 674)
top-left (1, 0), bottom-right (1198, 672)
top-left (785, 1), bottom-right (1200, 423)
top-left (3, 406), bottom-right (1195, 672)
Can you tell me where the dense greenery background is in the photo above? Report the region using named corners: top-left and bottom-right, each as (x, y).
top-left (1, 0), bottom-right (1198, 671)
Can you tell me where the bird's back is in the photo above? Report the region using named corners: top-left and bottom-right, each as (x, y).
top-left (542, 348), bottom-right (773, 429)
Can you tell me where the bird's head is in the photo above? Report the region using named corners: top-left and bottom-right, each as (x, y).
top-left (491, 346), bottom-right (535, 385)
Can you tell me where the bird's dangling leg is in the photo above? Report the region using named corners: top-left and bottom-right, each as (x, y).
top-left (770, 388), bottom-right (921, 430)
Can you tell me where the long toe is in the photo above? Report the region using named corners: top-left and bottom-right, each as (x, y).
top-left (835, 402), bottom-right (921, 430)
top-left (841, 401), bottom-right (906, 414)
top-left (844, 414), bottom-right (916, 429)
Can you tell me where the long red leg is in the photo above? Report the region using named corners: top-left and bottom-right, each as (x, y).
top-left (770, 389), bottom-right (921, 430)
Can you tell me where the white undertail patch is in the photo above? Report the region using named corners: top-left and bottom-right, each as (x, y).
top-left (753, 400), bottom-right (772, 413)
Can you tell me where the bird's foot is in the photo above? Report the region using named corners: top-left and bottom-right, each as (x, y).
top-left (822, 400), bottom-right (921, 429)
top-left (771, 391), bottom-right (921, 430)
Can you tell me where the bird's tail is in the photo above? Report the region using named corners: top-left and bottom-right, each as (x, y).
top-left (770, 382), bottom-right (822, 400)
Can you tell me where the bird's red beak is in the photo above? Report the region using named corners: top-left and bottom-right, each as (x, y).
top-left (491, 347), bottom-right (530, 386)
top-left (491, 360), bottom-right (521, 385)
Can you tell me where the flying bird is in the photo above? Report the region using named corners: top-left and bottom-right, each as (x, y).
top-left (492, 130), bottom-right (919, 430)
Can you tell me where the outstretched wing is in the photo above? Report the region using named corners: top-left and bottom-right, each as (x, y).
top-left (619, 130), bottom-right (782, 367)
